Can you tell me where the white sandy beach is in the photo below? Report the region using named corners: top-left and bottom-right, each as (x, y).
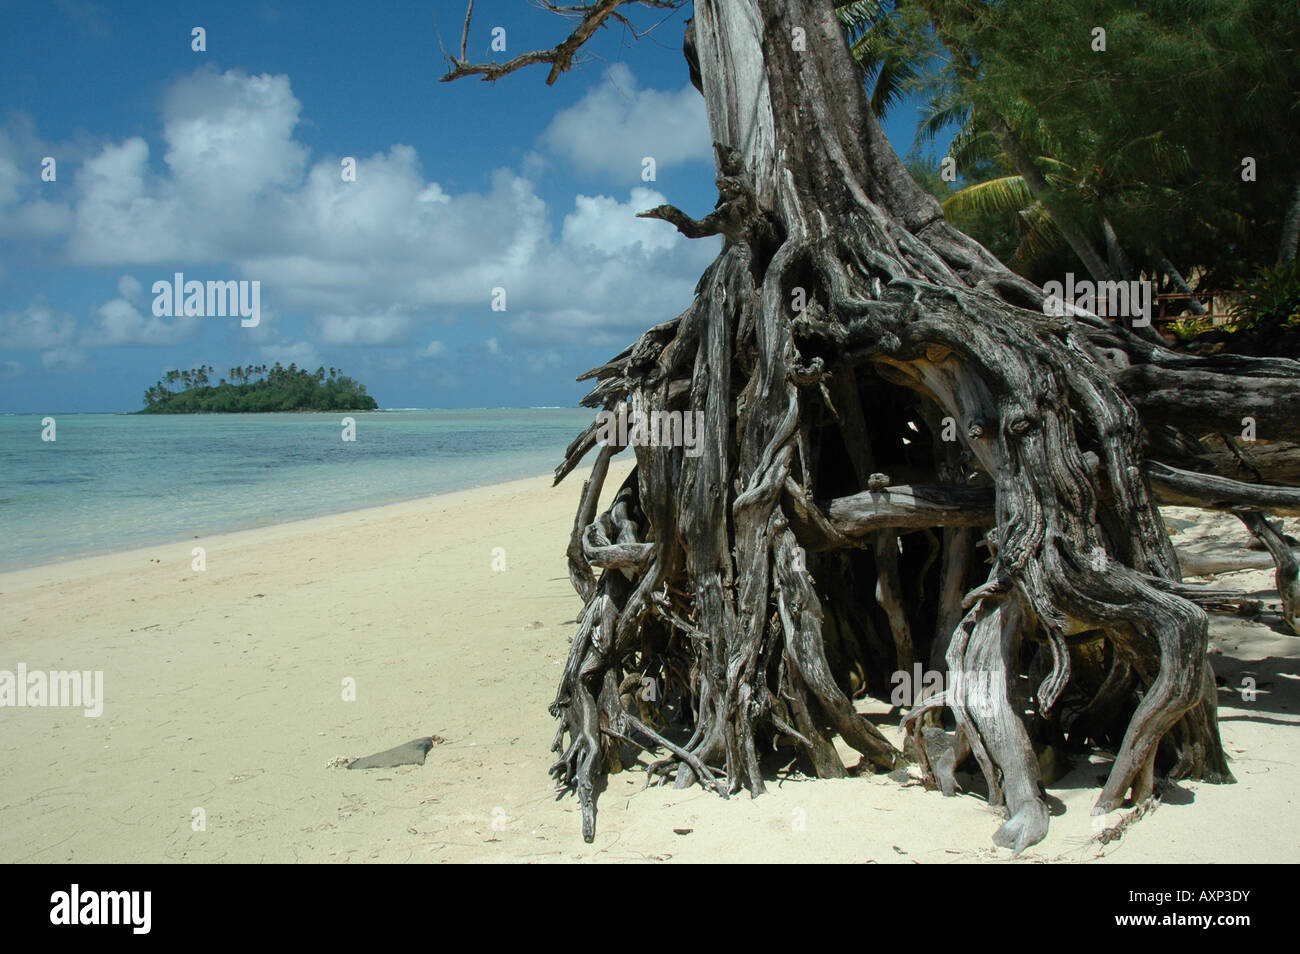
top-left (1, 465), bottom-right (1297, 864)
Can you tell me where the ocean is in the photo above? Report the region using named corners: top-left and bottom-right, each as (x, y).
top-left (0, 409), bottom-right (596, 572)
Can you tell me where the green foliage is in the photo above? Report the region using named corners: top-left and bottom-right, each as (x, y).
top-left (946, 0), bottom-right (1298, 284)
top-left (836, 0), bottom-right (1300, 288)
top-left (1229, 263), bottom-right (1300, 334)
top-left (905, 155), bottom-right (1021, 267)
top-left (1167, 316), bottom-right (1217, 342)
top-left (835, 0), bottom-right (933, 118)
top-left (139, 363), bottom-right (377, 413)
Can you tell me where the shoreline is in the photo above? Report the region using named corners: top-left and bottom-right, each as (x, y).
top-left (0, 407), bottom-right (584, 416)
top-left (1, 466), bottom-right (1297, 863)
top-left (1, 466), bottom-right (572, 578)
top-left (1, 407), bottom-right (597, 575)
top-left (0, 457), bottom-right (638, 863)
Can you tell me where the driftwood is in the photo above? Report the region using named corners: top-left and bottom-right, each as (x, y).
top-left (1238, 514), bottom-right (1300, 635)
top-left (442, 0), bottom-right (1300, 850)
top-left (1177, 549), bottom-right (1278, 577)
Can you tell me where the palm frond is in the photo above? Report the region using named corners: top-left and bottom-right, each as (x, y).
top-left (835, 0), bottom-right (890, 34)
top-left (869, 53), bottom-right (920, 118)
top-left (1012, 202), bottom-right (1065, 270)
top-left (943, 175), bottom-right (1033, 219)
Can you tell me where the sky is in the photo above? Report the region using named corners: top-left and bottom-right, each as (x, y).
top-left (0, 0), bottom-right (939, 413)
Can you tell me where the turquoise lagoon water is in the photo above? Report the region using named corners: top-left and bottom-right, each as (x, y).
top-left (0, 409), bottom-right (595, 571)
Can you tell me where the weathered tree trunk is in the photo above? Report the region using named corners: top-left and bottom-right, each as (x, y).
top-left (1153, 248), bottom-right (1208, 316)
top-left (444, 0), bottom-right (1300, 852)
top-left (1238, 513), bottom-right (1300, 635)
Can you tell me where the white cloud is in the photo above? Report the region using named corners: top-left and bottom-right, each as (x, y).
top-left (0, 121), bottom-right (74, 239)
top-left (258, 340), bottom-right (322, 370)
top-left (67, 67), bottom-right (308, 263)
top-left (421, 340), bottom-right (447, 357)
top-left (2, 285), bottom-right (204, 363)
top-left (539, 64), bottom-right (711, 181)
top-left (40, 346), bottom-right (86, 371)
top-left (526, 350), bottom-right (563, 373)
top-left (0, 300), bottom-right (78, 350)
top-left (312, 311), bottom-right (415, 346)
top-left (562, 188), bottom-right (678, 254)
top-left (68, 137), bottom-right (173, 261)
top-left (11, 66), bottom-right (721, 364)
top-left (1, 199), bottom-right (72, 238)
top-left (83, 296), bottom-right (193, 347)
top-left (117, 274), bottom-right (143, 303)
top-left (161, 68), bottom-right (307, 200)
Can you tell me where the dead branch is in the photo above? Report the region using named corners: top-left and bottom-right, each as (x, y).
top-left (439, 0), bottom-right (686, 85)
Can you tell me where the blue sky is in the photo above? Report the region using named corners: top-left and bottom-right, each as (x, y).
top-left (0, 0), bottom-right (939, 413)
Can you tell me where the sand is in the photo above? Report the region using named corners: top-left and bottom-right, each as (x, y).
top-left (1, 466), bottom-right (1297, 864)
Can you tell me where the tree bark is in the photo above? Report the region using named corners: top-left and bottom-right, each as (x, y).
top-left (444, 0), bottom-right (1300, 851)
top-left (1153, 248), bottom-right (1208, 316)
top-left (1238, 513), bottom-right (1300, 635)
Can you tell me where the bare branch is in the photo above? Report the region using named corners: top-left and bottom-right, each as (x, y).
top-left (459, 0), bottom-right (474, 62)
top-left (1239, 512), bottom-right (1300, 634)
top-left (825, 483), bottom-right (995, 537)
top-left (1148, 460), bottom-right (1300, 515)
top-left (637, 204), bottom-right (725, 239)
top-left (439, 0), bottom-right (685, 86)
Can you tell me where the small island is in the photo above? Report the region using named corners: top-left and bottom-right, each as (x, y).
top-left (140, 363), bottom-right (378, 413)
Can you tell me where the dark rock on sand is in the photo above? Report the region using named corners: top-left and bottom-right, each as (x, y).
top-left (347, 736), bottom-right (437, 770)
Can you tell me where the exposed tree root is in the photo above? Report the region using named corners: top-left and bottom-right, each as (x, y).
top-left (443, 0), bottom-right (1299, 851)
top-left (1239, 513), bottom-right (1300, 635)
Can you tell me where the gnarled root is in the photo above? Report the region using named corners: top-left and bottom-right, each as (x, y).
top-left (946, 589), bottom-right (1048, 855)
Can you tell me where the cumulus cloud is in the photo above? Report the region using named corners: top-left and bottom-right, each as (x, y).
top-left (526, 349), bottom-right (563, 373)
top-left (258, 340), bottom-right (323, 370)
top-left (539, 64), bottom-right (711, 182)
top-left (1, 281), bottom-right (201, 375)
top-left (67, 68), bottom-right (308, 263)
top-left (0, 300), bottom-right (78, 350)
top-left (8, 65), bottom-right (720, 365)
top-left (82, 294), bottom-right (195, 347)
top-left (40, 346), bottom-right (86, 371)
top-left (161, 68), bottom-right (307, 200)
top-left (68, 136), bottom-right (172, 262)
top-left (562, 187), bottom-right (678, 254)
top-left (0, 123), bottom-right (74, 239)
top-left (311, 311), bottom-right (416, 346)
top-left (1, 199), bottom-right (72, 238)
top-left (117, 274), bottom-right (143, 303)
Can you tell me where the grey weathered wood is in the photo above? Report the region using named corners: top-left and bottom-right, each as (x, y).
top-left (826, 484), bottom-right (994, 535)
top-left (1239, 513), bottom-right (1300, 635)
top-left (444, 0), bottom-right (1300, 851)
top-left (1148, 461), bottom-right (1300, 515)
top-left (1177, 548), bottom-right (1285, 576)
top-left (945, 592), bottom-right (1048, 855)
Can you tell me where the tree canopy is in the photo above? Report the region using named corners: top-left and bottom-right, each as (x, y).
top-left (140, 363), bottom-right (377, 413)
top-left (838, 0), bottom-right (1300, 294)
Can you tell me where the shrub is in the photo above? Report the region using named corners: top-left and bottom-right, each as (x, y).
top-left (1229, 261), bottom-right (1300, 334)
